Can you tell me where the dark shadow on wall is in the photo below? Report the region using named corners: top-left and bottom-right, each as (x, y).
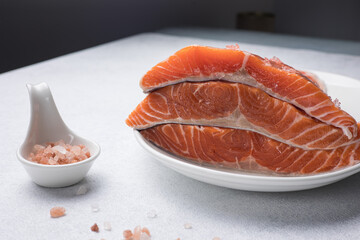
top-left (274, 0), bottom-right (360, 41)
top-left (1, 0), bottom-right (359, 74)
top-left (0, 0), bottom-right (273, 73)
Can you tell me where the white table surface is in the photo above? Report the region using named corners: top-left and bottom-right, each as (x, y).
top-left (1, 32), bottom-right (360, 240)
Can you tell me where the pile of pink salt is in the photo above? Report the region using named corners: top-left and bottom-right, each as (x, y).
top-left (28, 140), bottom-right (91, 165)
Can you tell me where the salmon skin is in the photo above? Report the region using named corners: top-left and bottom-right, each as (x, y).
top-left (140, 124), bottom-right (360, 175)
top-left (127, 82), bottom-right (358, 150)
top-left (140, 46), bottom-right (357, 139)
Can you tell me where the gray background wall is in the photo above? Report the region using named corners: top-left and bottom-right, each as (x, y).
top-left (1, 0), bottom-right (359, 73)
top-left (275, 0), bottom-right (360, 41)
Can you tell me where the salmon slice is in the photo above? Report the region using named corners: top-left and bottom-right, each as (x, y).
top-left (140, 46), bottom-right (357, 138)
top-left (140, 124), bottom-right (360, 175)
top-left (127, 82), bottom-right (358, 150)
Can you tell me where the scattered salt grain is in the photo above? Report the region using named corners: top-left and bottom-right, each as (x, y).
top-left (333, 98), bottom-right (341, 108)
top-left (226, 43), bottom-right (240, 50)
top-left (50, 207), bottom-right (66, 218)
top-left (184, 223), bottom-right (192, 229)
top-left (104, 221), bottom-right (112, 231)
top-left (133, 225), bottom-right (142, 239)
top-left (91, 223), bottom-right (99, 232)
top-left (91, 204), bottom-right (99, 212)
top-left (146, 210), bottom-right (157, 218)
top-left (123, 229), bottom-right (133, 239)
top-left (76, 185), bottom-right (88, 195)
top-left (141, 227), bottom-right (150, 237)
top-left (140, 233), bottom-right (151, 240)
top-left (123, 226), bottom-right (151, 240)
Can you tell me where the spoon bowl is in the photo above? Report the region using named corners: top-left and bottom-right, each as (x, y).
top-left (17, 82), bottom-right (100, 187)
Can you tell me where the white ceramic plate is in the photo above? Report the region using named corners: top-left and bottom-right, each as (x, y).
top-left (134, 70), bottom-right (360, 192)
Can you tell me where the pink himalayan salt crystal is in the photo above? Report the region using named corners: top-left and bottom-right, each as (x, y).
top-left (52, 145), bottom-right (67, 154)
top-left (123, 229), bottom-right (133, 239)
top-left (48, 158), bottom-right (57, 165)
top-left (146, 210), bottom-right (157, 218)
top-left (141, 227), bottom-right (150, 238)
top-left (225, 43), bottom-right (240, 50)
top-left (123, 226), bottom-right (151, 240)
top-left (264, 56), bottom-right (297, 73)
top-left (34, 144), bottom-right (45, 152)
top-left (140, 234), bottom-right (151, 240)
top-left (50, 207), bottom-right (66, 218)
top-left (71, 145), bottom-right (81, 155)
top-left (104, 221), bottom-right (112, 231)
top-left (91, 203), bottom-right (99, 212)
top-left (91, 223), bottom-right (99, 232)
top-left (133, 226), bottom-right (142, 240)
top-left (76, 185), bottom-right (88, 195)
top-left (27, 140), bottom-right (91, 165)
top-left (184, 223), bottom-right (192, 229)
top-left (333, 98), bottom-right (341, 108)
top-left (213, 237), bottom-right (222, 240)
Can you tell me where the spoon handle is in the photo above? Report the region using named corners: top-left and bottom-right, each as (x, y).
top-left (25, 82), bottom-right (69, 144)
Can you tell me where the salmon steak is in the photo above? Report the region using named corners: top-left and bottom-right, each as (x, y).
top-left (127, 45), bottom-right (360, 175)
top-left (140, 124), bottom-right (360, 175)
top-left (127, 81), bottom-right (358, 150)
top-left (140, 46), bottom-right (357, 138)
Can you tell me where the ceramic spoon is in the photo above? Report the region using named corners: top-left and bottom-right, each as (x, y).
top-left (17, 82), bottom-right (100, 187)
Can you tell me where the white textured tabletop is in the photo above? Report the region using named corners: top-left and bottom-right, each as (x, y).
top-left (1, 32), bottom-right (360, 240)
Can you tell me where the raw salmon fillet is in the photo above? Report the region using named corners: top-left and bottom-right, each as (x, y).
top-left (127, 82), bottom-right (357, 150)
top-left (140, 124), bottom-right (360, 175)
top-left (140, 46), bottom-right (357, 138)
top-left (127, 45), bottom-right (360, 175)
